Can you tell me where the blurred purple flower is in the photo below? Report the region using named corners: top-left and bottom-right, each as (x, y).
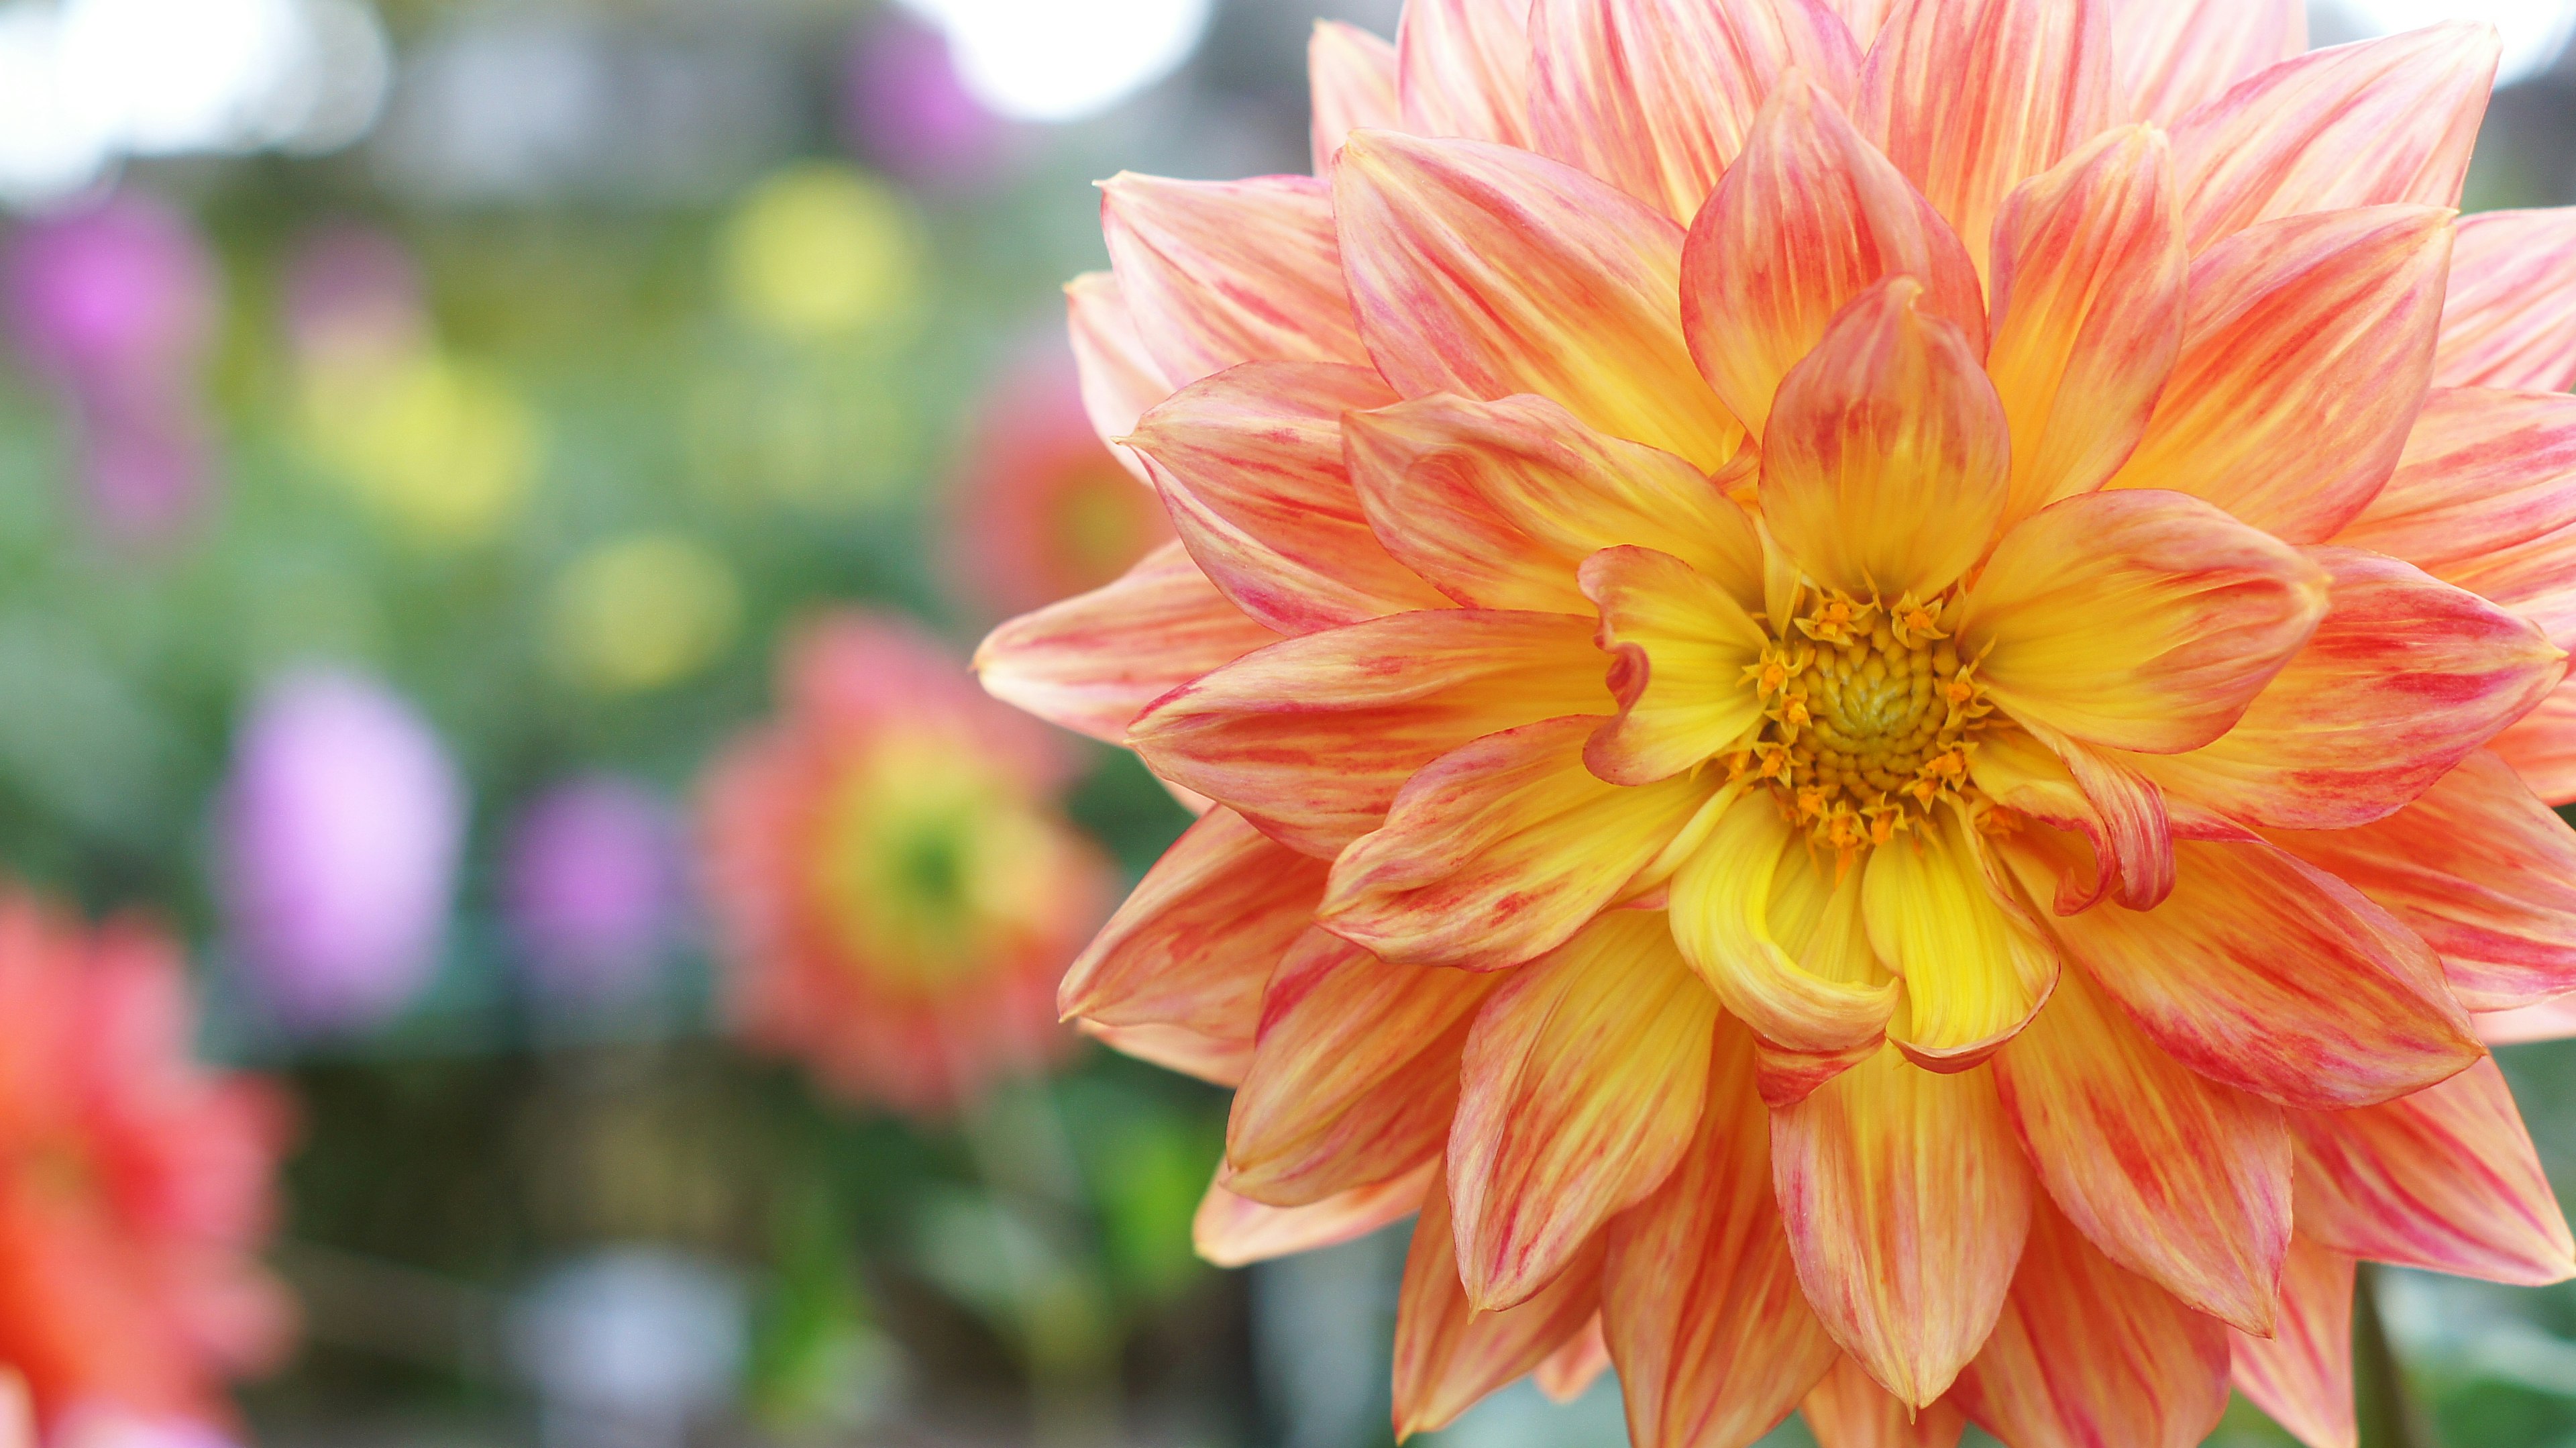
top-left (280, 222), bottom-right (427, 372)
top-left (839, 9), bottom-right (1015, 190)
top-left (219, 670), bottom-right (466, 1036)
top-left (503, 775), bottom-right (685, 1006)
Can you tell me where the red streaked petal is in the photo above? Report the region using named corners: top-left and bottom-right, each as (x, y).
top-left (975, 541), bottom-right (1281, 745)
top-left (1679, 72), bottom-right (1983, 443)
top-left (1396, 0), bottom-right (1536, 148)
top-left (2170, 24), bottom-right (2498, 253)
top-left (1129, 362), bottom-right (1450, 635)
top-left (1318, 715), bottom-right (1719, 970)
top-left (2231, 1235), bottom-right (2357, 1448)
top-left (1984, 125), bottom-right (2186, 529)
top-left (2336, 389), bottom-right (2576, 570)
top-left (2004, 831), bottom-right (2481, 1110)
top-left (2292, 1057), bottom-right (2576, 1286)
top-left (1450, 913), bottom-right (1716, 1310)
top-left (1100, 173), bottom-right (1367, 384)
top-left (1336, 131), bottom-right (1743, 470)
top-left (1856, 0), bottom-right (2117, 281)
top-left (1193, 1160), bottom-right (1432, 1268)
top-left (1994, 964), bottom-right (2291, 1333)
top-left (1802, 1357), bottom-right (1968, 1448)
top-left (2493, 680), bottom-right (2576, 806)
top-left (1081, 1019), bottom-right (1253, 1087)
top-left (1960, 489), bottom-right (2329, 756)
top-left (1065, 270), bottom-right (1173, 482)
top-left (2108, 205), bottom-right (2453, 543)
top-left (1127, 609), bottom-right (1607, 857)
top-left (1579, 547), bottom-right (1770, 786)
top-left (2106, 0), bottom-right (2305, 125)
top-left (1527, 0), bottom-right (1861, 222)
top-left (1311, 20), bottom-right (1401, 173)
top-left (1862, 805), bottom-right (2057, 1071)
top-left (1605, 1017), bottom-right (1840, 1448)
top-left (1393, 1159), bottom-right (1605, 1438)
top-left (1952, 1198), bottom-right (2233, 1448)
top-left (2438, 209), bottom-right (2576, 392)
top-left (1226, 929), bottom-right (1501, 1206)
top-left (2041, 732), bottom-right (2176, 911)
top-left (1772, 1045), bottom-right (2034, 1408)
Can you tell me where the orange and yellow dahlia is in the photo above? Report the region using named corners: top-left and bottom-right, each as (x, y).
top-left (704, 612), bottom-right (1113, 1118)
top-left (978, 1), bottom-right (2576, 1443)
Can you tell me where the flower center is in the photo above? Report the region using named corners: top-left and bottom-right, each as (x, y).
top-left (1733, 590), bottom-right (1993, 859)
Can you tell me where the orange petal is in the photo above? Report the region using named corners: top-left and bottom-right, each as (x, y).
top-left (1392, 1160), bottom-right (1605, 1439)
top-left (1984, 125), bottom-right (2186, 528)
top-left (2123, 550), bottom-right (2565, 831)
top-left (1670, 790), bottom-right (1900, 1063)
top-left (1100, 173), bottom-right (1368, 384)
top-left (1226, 929), bottom-right (1502, 1206)
top-left (1343, 391), bottom-right (1764, 617)
top-left (1959, 488), bottom-right (2330, 755)
top-left (2107, 205), bottom-right (2453, 543)
top-left (1450, 913), bottom-right (1718, 1309)
top-left (2437, 209), bottom-right (2576, 392)
top-left (2292, 1056), bottom-right (2576, 1286)
top-left (1311, 20), bottom-right (1401, 173)
top-left (1128, 609), bottom-right (1607, 857)
top-left (2230, 1235), bottom-right (2358, 1448)
top-left (1129, 362), bottom-right (1450, 635)
top-left (2106, 0), bottom-right (2305, 125)
top-left (1081, 1020), bottom-right (1253, 1087)
top-left (1320, 715), bottom-right (1721, 970)
top-left (1527, 0), bottom-right (1862, 222)
top-left (1862, 805), bottom-right (2057, 1070)
top-left (1395, 0), bottom-right (1535, 148)
top-left (1992, 964), bottom-right (2291, 1333)
top-left (1759, 278), bottom-right (2010, 599)
top-left (1605, 1017), bottom-right (1841, 1448)
top-left (1772, 1045), bottom-right (2035, 1408)
top-left (2493, 680), bottom-right (2576, 806)
top-left (2170, 24), bottom-right (2497, 253)
top-left (2043, 731), bottom-right (2176, 910)
top-left (1534, 1315), bottom-right (1610, 1402)
top-left (1579, 547), bottom-right (1770, 785)
top-left (1951, 1196), bottom-right (2233, 1448)
top-left (1193, 1159), bottom-right (1433, 1268)
top-left (1065, 270), bottom-right (1173, 482)
top-left (1802, 1357), bottom-right (1968, 1448)
top-left (975, 540), bottom-right (1281, 745)
top-left (1058, 808), bottom-right (1326, 1054)
top-left (2335, 388), bottom-right (2576, 571)
top-left (1336, 130), bottom-right (1743, 470)
top-left (2009, 832), bottom-right (2480, 1110)
top-left (1678, 72), bottom-right (1983, 442)
top-left (1856, 0), bottom-right (2117, 282)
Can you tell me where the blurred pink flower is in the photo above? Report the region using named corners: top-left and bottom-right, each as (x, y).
top-left (503, 775), bottom-right (686, 1006)
top-left (218, 670), bottom-right (466, 1035)
top-left (278, 223), bottom-right (426, 374)
top-left (839, 9), bottom-right (1016, 190)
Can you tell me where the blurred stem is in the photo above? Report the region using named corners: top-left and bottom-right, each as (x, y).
top-left (2354, 1262), bottom-right (2438, 1448)
top-left (957, 1081), bottom-right (1120, 1448)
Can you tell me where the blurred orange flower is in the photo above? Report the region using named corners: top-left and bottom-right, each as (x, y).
top-left (704, 613), bottom-right (1112, 1118)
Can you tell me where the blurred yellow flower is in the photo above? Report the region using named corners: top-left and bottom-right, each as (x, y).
top-left (301, 353), bottom-right (540, 544)
top-left (546, 533), bottom-right (743, 694)
top-left (718, 164), bottom-right (923, 341)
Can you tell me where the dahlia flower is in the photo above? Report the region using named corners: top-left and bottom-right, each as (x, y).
top-left (0, 892), bottom-right (294, 1430)
top-left (977, 1), bottom-right (2576, 1441)
top-left (704, 612), bottom-right (1112, 1117)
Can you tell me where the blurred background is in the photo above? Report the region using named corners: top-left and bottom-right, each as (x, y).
top-left (0, 0), bottom-right (2571, 1445)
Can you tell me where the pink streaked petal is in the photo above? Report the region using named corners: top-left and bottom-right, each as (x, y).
top-left (1337, 130), bottom-right (1744, 469)
top-left (2492, 678), bottom-right (2576, 806)
top-left (1393, 1159), bottom-right (1605, 1437)
top-left (2438, 209), bottom-right (2576, 392)
top-left (1193, 1159), bottom-right (1433, 1268)
top-left (2170, 24), bottom-right (2497, 253)
top-left (2336, 389), bottom-right (2576, 571)
top-left (2428, 509), bottom-right (2576, 654)
top-left (1802, 1357), bottom-right (1968, 1447)
top-left (1527, 0), bottom-right (1862, 222)
top-left (2231, 1235), bottom-right (2358, 1448)
top-left (1100, 173), bottom-right (1368, 384)
top-left (2108, 205), bottom-right (2453, 544)
top-left (1311, 20), bottom-right (1401, 173)
top-left (1397, 0), bottom-right (1536, 148)
top-left (2292, 1057), bottom-right (2576, 1286)
top-left (974, 540), bottom-right (1281, 745)
top-left (2479, 994), bottom-right (2576, 1045)
top-left (1679, 72), bottom-right (1984, 443)
top-left (1065, 271), bottom-right (1174, 482)
top-left (2039, 731), bottom-right (2176, 910)
top-left (1128, 362), bottom-right (1450, 635)
top-left (2107, 0), bottom-right (2305, 125)
top-left (1081, 1019), bottom-right (1253, 1087)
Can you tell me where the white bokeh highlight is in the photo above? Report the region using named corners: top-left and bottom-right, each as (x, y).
top-left (895, 0), bottom-right (1214, 123)
top-left (2332, 0), bottom-right (2576, 83)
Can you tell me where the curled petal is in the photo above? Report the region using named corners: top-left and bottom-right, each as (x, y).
top-left (1679, 72), bottom-right (1983, 442)
top-left (2171, 23), bottom-right (2498, 252)
top-left (1861, 805), bottom-right (2057, 1070)
top-left (1066, 271), bottom-right (1174, 480)
top-left (2438, 209), bottom-right (2576, 392)
top-left (1397, 0), bottom-right (1536, 148)
top-left (1605, 1017), bottom-right (1840, 1448)
top-left (2230, 1236), bottom-right (2357, 1448)
top-left (1802, 1357), bottom-right (1967, 1447)
top-left (1451, 913), bottom-right (1717, 1309)
top-left (1760, 278), bottom-right (2010, 600)
top-left (1579, 547), bottom-right (1770, 786)
top-left (1336, 131), bottom-right (1742, 469)
top-left (1128, 609), bottom-right (1606, 856)
top-left (2107, 0), bottom-right (2305, 125)
top-left (1129, 362), bottom-right (1449, 635)
top-left (1193, 1160), bottom-right (1432, 1268)
top-left (1528, 0), bottom-right (1861, 222)
top-left (975, 541), bottom-right (1281, 745)
top-left (1970, 727), bottom-right (2248, 919)
top-left (2291, 1057), bottom-right (2576, 1286)
top-left (1393, 1161), bottom-right (1605, 1438)
top-left (2045, 732), bottom-right (2175, 910)
top-left (2108, 205), bottom-right (2454, 544)
top-left (2336, 388), bottom-right (2576, 570)
top-left (1311, 21), bottom-right (1401, 172)
top-left (1960, 489), bottom-right (2330, 756)
top-left (1772, 1045), bottom-right (2034, 1409)
top-left (1100, 173), bottom-right (1367, 384)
